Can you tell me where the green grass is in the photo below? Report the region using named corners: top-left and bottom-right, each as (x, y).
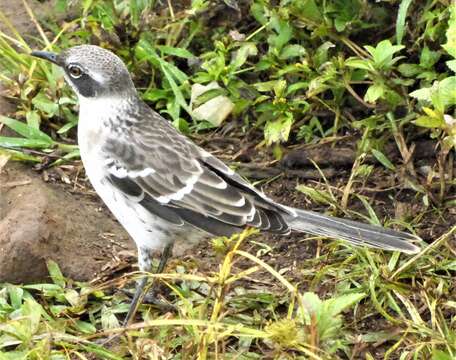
top-left (0, 226), bottom-right (455, 358)
top-left (0, 0), bottom-right (455, 358)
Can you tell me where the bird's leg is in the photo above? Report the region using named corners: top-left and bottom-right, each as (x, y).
top-left (123, 242), bottom-right (174, 326)
top-left (141, 241), bottom-right (174, 304)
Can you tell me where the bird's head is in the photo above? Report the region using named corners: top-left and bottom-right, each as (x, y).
top-left (31, 45), bottom-right (136, 99)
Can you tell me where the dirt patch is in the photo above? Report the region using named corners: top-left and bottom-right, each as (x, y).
top-left (0, 1), bottom-right (62, 38)
top-left (0, 162), bottom-right (134, 283)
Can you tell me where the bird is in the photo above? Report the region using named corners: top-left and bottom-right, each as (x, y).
top-left (31, 45), bottom-right (420, 325)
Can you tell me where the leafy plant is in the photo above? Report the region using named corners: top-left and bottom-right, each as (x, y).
top-left (0, 1), bottom-right (456, 358)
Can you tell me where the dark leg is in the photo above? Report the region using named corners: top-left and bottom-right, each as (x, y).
top-left (123, 242), bottom-right (174, 326)
top-left (157, 241), bottom-right (174, 273)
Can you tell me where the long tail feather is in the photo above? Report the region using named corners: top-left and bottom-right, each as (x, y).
top-left (283, 207), bottom-right (420, 254)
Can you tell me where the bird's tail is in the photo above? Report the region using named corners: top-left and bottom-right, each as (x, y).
top-left (282, 207), bottom-right (420, 254)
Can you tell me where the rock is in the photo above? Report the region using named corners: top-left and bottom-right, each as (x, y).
top-left (0, 162), bottom-right (134, 283)
top-left (190, 82), bottom-right (234, 126)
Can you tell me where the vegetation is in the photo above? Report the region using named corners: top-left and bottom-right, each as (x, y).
top-left (0, 0), bottom-right (455, 358)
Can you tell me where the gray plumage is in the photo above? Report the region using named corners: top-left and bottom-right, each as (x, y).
top-left (32, 45), bottom-right (420, 323)
top-left (32, 45), bottom-right (420, 255)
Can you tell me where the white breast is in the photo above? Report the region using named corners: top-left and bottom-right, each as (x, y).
top-left (77, 97), bottom-right (208, 254)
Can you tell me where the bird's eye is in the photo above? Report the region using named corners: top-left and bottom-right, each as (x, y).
top-left (68, 65), bottom-right (83, 78)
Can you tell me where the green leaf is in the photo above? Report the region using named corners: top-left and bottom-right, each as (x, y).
top-left (371, 149), bottom-right (396, 170)
top-left (250, 3), bottom-right (268, 25)
top-left (254, 80), bottom-right (283, 92)
top-left (47, 260), bottom-right (66, 288)
top-left (290, 0), bottom-right (321, 23)
top-left (23, 283), bottom-right (63, 292)
top-left (411, 77), bottom-right (456, 112)
top-left (437, 76), bottom-right (456, 108)
top-left (162, 61), bottom-right (189, 84)
top-left (57, 120), bottom-right (78, 134)
top-left (0, 137), bottom-right (54, 149)
top-left (22, 298), bottom-right (43, 334)
top-left (0, 116), bottom-right (53, 143)
top-left (82, 0), bottom-right (94, 16)
top-left (409, 87), bottom-right (432, 102)
top-left (55, 0), bottom-right (68, 12)
top-left (286, 81), bottom-right (309, 95)
top-left (79, 344), bottom-right (124, 360)
top-left (356, 194), bottom-right (381, 224)
top-left (295, 185), bottom-right (333, 205)
top-left (365, 40), bottom-right (404, 69)
top-left (49, 148), bottom-right (81, 167)
top-left (345, 58), bottom-right (375, 72)
top-left (446, 59), bottom-right (456, 72)
top-left (101, 306), bottom-right (120, 330)
top-left (172, 118), bottom-right (189, 133)
top-left (8, 286), bottom-right (24, 309)
top-left (301, 292), bottom-right (322, 316)
top-left (264, 114), bottom-right (293, 144)
top-left (73, 320), bottom-right (97, 334)
top-left (157, 45), bottom-right (195, 59)
top-left (268, 15), bottom-right (293, 51)
top-left (279, 44), bottom-right (306, 59)
top-left (64, 289), bottom-right (80, 307)
top-left (364, 83), bottom-right (385, 103)
top-left (0, 148), bottom-right (40, 162)
top-left (58, 96), bottom-right (77, 106)
top-left (193, 88), bottom-right (227, 107)
top-left (442, 4), bottom-right (456, 58)
top-left (323, 293), bottom-right (366, 319)
top-left (255, 58), bottom-right (274, 71)
top-left (330, 0), bottom-right (361, 32)
top-left (129, 0), bottom-right (140, 28)
top-left (318, 293), bottom-right (365, 341)
top-left (398, 63), bottom-right (421, 77)
top-left (396, 0), bottom-right (413, 44)
top-left (273, 80), bottom-right (287, 98)
top-left (160, 62), bottom-right (190, 115)
top-left (413, 116), bottom-right (444, 128)
top-left (32, 92), bottom-right (59, 117)
top-left (314, 41), bottom-right (335, 67)
top-left (420, 46), bottom-right (440, 69)
top-left (230, 43), bottom-right (257, 70)
top-left (432, 350), bottom-right (454, 360)
top-left (142, 88), bottom-right (170, 102)
top-left (26, 111), bottom-right (41, 130)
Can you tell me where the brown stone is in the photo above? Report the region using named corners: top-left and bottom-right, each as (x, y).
top-left (0, 162), bottom-right (133, 283)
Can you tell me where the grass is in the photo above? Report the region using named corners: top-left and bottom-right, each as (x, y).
top-left (0, 0), bottom-right (455, 358)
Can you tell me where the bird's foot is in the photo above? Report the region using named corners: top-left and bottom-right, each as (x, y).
top-left (120, 287), bottom-right (176, 313)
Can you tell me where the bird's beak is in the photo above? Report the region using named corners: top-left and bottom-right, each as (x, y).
top-left (30, 51), bottom-right (60, 66)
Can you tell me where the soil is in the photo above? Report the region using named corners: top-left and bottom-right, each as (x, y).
top-left (0, 161), bottom-right (134, 283)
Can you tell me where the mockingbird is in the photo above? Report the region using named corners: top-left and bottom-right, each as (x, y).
top-left (32, 45), bottom-right (420, 325)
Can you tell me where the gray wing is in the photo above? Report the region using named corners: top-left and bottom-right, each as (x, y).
top-left (102, 111), bottom-right (291, 236)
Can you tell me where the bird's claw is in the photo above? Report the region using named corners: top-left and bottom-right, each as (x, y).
top-left (119, 288), bottom-right (176, 312)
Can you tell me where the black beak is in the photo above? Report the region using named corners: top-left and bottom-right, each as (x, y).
top-left (30, 51), bottom-right (60, 66)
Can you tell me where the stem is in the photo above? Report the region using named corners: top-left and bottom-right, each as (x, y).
top-left (438, 149), bottom-right (448, 203)
top-left (343, 78), bottom-right (376, 109)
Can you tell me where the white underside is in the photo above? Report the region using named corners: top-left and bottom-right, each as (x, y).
top-left (77, 97), bottom-right (207, 254)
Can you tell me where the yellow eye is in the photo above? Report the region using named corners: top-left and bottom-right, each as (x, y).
top-left (68, 65), bottom-right (83, 78)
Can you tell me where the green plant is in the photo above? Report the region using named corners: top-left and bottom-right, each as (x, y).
top-left (0, 0), bottom-right (455, 358)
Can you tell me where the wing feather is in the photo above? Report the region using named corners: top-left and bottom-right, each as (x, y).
top-left (101, 103), bottom-right (291, 235)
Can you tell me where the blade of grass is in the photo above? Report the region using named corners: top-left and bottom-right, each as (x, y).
top-left (390, 225), bottom-right (456, 279)
top-left (396, 0), bottom-right (413, 44)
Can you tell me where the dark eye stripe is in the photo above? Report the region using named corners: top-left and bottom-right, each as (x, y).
top-left (64, 63), bottom-right (103, 98)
